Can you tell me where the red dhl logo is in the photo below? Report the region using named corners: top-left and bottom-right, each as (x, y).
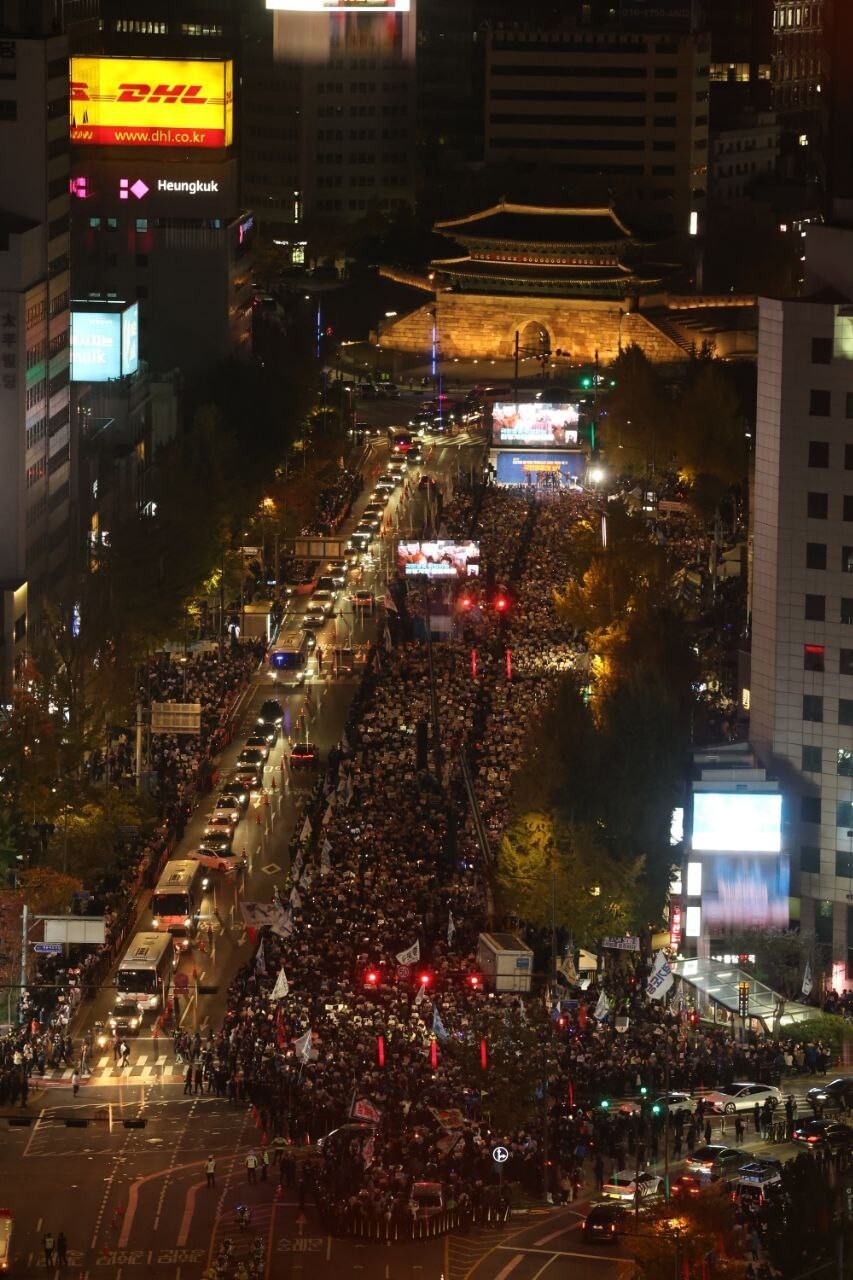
top-left (70, 81), bottom-right (232, 105)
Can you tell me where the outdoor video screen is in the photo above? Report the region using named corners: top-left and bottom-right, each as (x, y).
top-left (492, 402), bottom-right (580, 448)
top-left (702, 854), bottom-right (790, 929)
top-left (494, 451), bottom-right (584, 489)
top-left (397, 541), bottom-right (479, 578)
top-left (692, 792), bottom-right (783, 853)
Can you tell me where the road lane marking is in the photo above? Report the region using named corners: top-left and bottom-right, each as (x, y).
top-left (493, 1255), bottom-right (523, 1280)
top-left (22, 1108), bottom-right (44, 1158)
top-left (176, 1179), bottom-right (206, 1246)
top-left (496, 1245), bottom-right (616, 1262)
top-left (534, 1221), bottom-right (581, 1246)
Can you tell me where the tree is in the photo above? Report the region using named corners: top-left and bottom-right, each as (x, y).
top-left (17, 867), bottom-right (82, 915)
top-left (600, 343), bottom-right (672, 475)
top-left (726, 927), bottom-right (818, 1000)
top-left (498, 811), bottom-right (640, 946)
top-left (44, 791), bottom-right (150, 884)
top-left (631, 1186), bottom-right (736, 1280)
top-left (676, 360), bottom-right (748, 490)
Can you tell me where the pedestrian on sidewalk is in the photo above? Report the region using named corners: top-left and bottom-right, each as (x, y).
top-left (735, 1115), bottom-right (745, 1144)
top-left (43, 1231), bottom-right (55, 1268)
top-left (56, 1231), bottom-right (67, 1269)
top-left (704, 1118), bottom-right (712, 1146)
top-left (246, 1150), bottom-right (258, 1184)
top-left (206, 1156), bottom-right (216, 1188)
top-left (71, 1068), bottom-right (79, 1097)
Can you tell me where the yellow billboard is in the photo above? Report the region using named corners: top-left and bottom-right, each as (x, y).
top-left (70, 57), bottom-right (233, 149)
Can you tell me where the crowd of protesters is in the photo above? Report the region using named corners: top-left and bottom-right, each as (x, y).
top-left (202, 479), bottom-right (839, 1247)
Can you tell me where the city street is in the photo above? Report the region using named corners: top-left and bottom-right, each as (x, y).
top-left (0, 421), bottom-right (487, 1280)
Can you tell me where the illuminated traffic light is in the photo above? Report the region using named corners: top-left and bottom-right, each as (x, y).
top-left (600, 1098), bottom-right (610, 1110)
top-left (467, 973), bottom-right (482, 989)
top-left (417, 971), bottom-right (433, 989)
top-left (364, 969), bottom-right (379, 988)
top-left (651, 1101), bottom-right (662, 1117)
top-left (494, 593), bottom-right (509, 613)
top-left (459, 594), bottom-right (472, 610)
top-left (639, 1086), bottom-right (648, 1097)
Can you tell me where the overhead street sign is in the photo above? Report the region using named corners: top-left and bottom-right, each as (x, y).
top-left (33, 942), bottom-right (63, 955)
top-left (492, 1145), bottom-right (509, 1164)
top-left (151, 702), bottom-right (202, 734)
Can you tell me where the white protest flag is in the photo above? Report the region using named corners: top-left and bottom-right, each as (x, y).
top-left (396, 940), bottom-right (420, 966)
top-left (299, 865), bottom-right (312, 891)
top-left (270, 968), bottom-right (290, 1002)
top-left (447, 911), bottom-right (456, 948)
top-left (270, 905), bottom-right (293, 938)
top-left (255, 941), bottom-right (267, 978)
top-left (291, 850), bottom-right (304, 879)
top-left (414, 982), bottom-right (427, 1007)
top-left (593, 989), bottom-right (610, 1022)
top-left (383, 588), bottom-right (399, 614)
top-left (294, 1028), bottom-right (312, 1061)
top-left (646, 950), bottom-right (674, 1002)
top-left (320, 839), bottom-right (332, 876)
top-left (289, 886), bottom-right (302, 910)
top-left (300, 815), bottom-right (312, 845)
top-left (801, 960), bottom-right (813, 999)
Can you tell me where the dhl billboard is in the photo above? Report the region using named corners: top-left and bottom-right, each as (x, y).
top-left (70, 58), bottom-right (233, 149)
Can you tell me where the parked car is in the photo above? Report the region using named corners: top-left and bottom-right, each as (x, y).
top-left (792, 1119), bottom-right (853, 1150)
top-left (805, 1078), bottom-right (853, 1111)
top-left (702, 1083), bottom-right (782, 1115)
top-left (618, 1091), bottom-right (695, 1117)
top-left (684, 1145), bottom-right (748, 1180)
top-left (601, 1170), bottom-right (662, 1203)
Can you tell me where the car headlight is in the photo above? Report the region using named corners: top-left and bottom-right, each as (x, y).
top-left (185, 916), bottom-right (192, 927)
top-left (152, 918), bottom-right (160, 928)
top-left (130, 1018), bottom-right (139, 1028)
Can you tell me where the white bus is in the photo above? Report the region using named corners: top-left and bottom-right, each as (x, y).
top-left (151, 860), bottom-right (204, 952)
top-left (115, 932), bottom-right (174, 1010)
top-left (269, 627), bottom-right (313, 680)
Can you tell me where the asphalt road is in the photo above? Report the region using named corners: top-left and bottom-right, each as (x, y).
top-left (1, 424), bottom-right (487, 1280)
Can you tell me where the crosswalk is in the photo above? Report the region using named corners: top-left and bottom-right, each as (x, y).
top-left (32, 1054), bottom-right (185, 1088)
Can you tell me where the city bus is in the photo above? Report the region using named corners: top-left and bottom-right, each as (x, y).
top-left (115, 932), bottom-right (174, 1010)
top-left (387, 427), bottom-right (414, 455)
top-left (269, 627), bottom-right (313, 680)
top-left (150, 860), bottom-right (204, 952)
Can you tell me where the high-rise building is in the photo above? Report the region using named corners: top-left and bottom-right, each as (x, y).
top-left (264, 0), bottom-right (417, 229)
top-left (0, 2), bottom-right (75, 686)
top-left (750, 223), bottom-right (853, 982)
top-left (482, 21), bottom-right (710, 235)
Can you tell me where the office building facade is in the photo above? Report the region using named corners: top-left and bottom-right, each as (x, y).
top-left (750, 224), bottom-right (853, 981)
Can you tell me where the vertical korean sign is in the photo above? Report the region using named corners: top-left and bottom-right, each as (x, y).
top-left (1, 300), bottom-right (18, 404)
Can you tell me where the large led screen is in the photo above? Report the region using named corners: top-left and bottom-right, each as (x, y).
top-left (492, 402), bottom-right (580, 448)
top-left (397, 541), bottom-right (479, 578)
top-left (692, 792), bottom-right (783, 853)
top-left (702, 854), bottom-right (790, 929)
top-left (494, 451), bottom-right (584, 489)
top-left (70, 58), bottom-right (233, 148)
top-left (71, 311), bottom-right (121, 381)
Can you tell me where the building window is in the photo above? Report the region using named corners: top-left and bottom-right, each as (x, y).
top-left (815, 900), bottom-right (833, 946)
top-left (803, 693), bottom-right (823, 721)
top-left (806, 542), bottom-right (827, 569)
top-left (804, 643), bottom-right (825, 670)
top-left (845, 496), bottom-right (853, 520)
top-left (838, 801), bottom-right (853, 828)
top-left (802, 794), bottom-right (822, 823)
top-left (805, 593), bottom-right (826, 621)
top-left (802, 745), bottom-right (822, 772)
top-left (843, 598), bottom-right (853, 624)
top-left (809, 389), bottom-right (831, 415)
top-left (839, 750), bottom-right (853, 777)
top-left (812, 336), bottom-right (832, 363)
top-left (807, 492), bottom-right (828, 518)
top-left (847, 394), bottom-right (853, 421)
top-left (808, 440), bottom-right (829, 467)
top-left (841, 649), bottom-right (853, 676)
top-left (801, 844), bottom-right (820, 873)
top-left (840, 699), bottom-right (853, 726)
top-left (135, 219), bottom-right (148, 232)
top-left (843, 548), bottom-right (853, 573)
top-left (837, 849), bottom-right (853, 877)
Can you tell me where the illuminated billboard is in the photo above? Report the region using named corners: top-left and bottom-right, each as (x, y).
top-left (267, 1), bottom-right (409, 9)
top-left (691, 792), bottom-right (783, 854)
top-left (71, 303), bottom-right (139, 382)
top-left (397, 541), bottom-right (479, 578)
top-left (701, 854), bottom-right (790, 929)
top-left (70, 57), bottom-right (233, 149)
top-left (492, 402), bottom-right (580, 448)
top-left (494, 451), bottom-right (584, 488)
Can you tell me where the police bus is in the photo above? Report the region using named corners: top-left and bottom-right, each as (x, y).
top-left (150, 860), bottom-right (204, 952)
top-left (115, 932), bottom-right (174, 1010)
top-left (269, 627), bottom-right (313, 680)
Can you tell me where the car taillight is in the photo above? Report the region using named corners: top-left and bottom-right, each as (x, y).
top-left (807, 1135), bottom-right (819, 1143)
